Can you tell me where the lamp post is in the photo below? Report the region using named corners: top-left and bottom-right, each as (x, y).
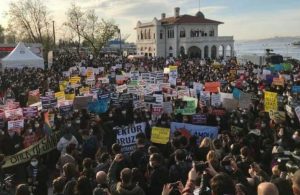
top-left (117, 27), bottom-right (122, 58)
top-left (52, 20), bottom-right (56, 47)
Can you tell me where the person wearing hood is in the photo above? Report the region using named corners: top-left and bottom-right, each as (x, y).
top-left (57, 127), bottom-right (78, 155)
top-left (110, 168), bottom-right (145, 195)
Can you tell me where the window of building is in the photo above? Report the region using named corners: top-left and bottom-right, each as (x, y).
top-left (153, 33), bottom-right (155, 39)
top-left (167, 29), bottom-right (174, 38)
top-left (141, 31), bottom-right (143, 40)
top-left (169, 53), bottom-right (173, 57)
top-left (191, 29), bottom-right (200, 37)
top-left (144, 29), bottom-right (147, 39)
top-left (160, 30), bottom-right (163, 39)
top-left (148, 29), bottom-right (151, 39)
top-left (169, 46), bottom-right (173, 50)
top-left (209, 30), bottom-right (214, 37)
top-left (137, 35), bottom-right (139, 40)
top-left (180, 28), bottom-right (185, 38)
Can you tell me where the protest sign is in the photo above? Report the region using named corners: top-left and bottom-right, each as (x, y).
top-left (4, 108), bottom-right (23, 120)
top-left (55, 91), bottom-right (65, 101)
top-left (233, 88), bottom-right (241, 100)
top-left (133, 100), bottom-right (146, 110)
top-left (200, 91), bottom-right (211, 106)
top-left (27, 89), bottom-right (40, 105)
top-left (193, 82), bottom-right (203, 94)
top-left (144, 95), bottom-right (156, 103)
top-left (163, 102), bottom-right (173, 114)
top-left (60, 105), bottom-right (73, 116)
top-left (220, 93), bottom-right (233, 103)
top-left (264, 91), bottom-right (278, 112)
top-left (151, 127), bottom-right (170, 144)
top-left (116, 84), bottom-right (128, 93)
top-left (73, 96), bottom-right (93, 110)
top-left (2, 132), bottom-right (61, 168)
top-left (153, 94), bottom-right (163, 103)
top-left (222, 98), bottom-right (238, 111)
top-left (204, 82), bottom-right (220, 93)
top-left (79, 87), bottom-right (90, 95)
top-left (22, 107), bottom-right (38, 119)
top-left (29, 102), bottom-right (42, 111)
top-left (115, 122), bottom-right (146, 153)
top-left (292, 86), bottom-right (300, 94)
top-left (272, 78), bottom-right (284, 86)
top-left (296, 106), bottom-right (300, 122)
top-left (65, 93), bottom-right (75, 101)
top-left (170, 122), bottom-right (218, 139)
top-left (152, 103), bottom-right (163, 115)
top-left (211, 93), bottom-right (221, 107)
top-left (192, 114), bottom-right (207, 124)
top-left (69, 76), bottom-right (81, 85)
top-left (119, 93), bottom-right (133, 108)
top-left (8, 119), bottom-right (24, 134)
top-left (239, 93), bottom-right (252, 109)
top-left (212, 109), bottom-right (226, 116)
top-left (269, 110), bottom-right (286, 123)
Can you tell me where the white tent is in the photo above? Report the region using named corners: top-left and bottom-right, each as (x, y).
top-left (1, 42), bottom-right (44, 69)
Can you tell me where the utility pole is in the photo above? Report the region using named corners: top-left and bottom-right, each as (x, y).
top-left (52, 21), bottom-right (56, 47)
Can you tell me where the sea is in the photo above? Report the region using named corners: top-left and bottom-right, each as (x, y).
top-left (235, 37), bottom-right (300, 60)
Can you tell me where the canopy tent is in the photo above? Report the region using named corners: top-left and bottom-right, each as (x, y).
top-left (1, 42), bottom-right (44, 69)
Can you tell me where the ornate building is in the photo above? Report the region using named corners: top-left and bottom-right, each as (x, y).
top-left (135, 7), bottom-right (234, 59)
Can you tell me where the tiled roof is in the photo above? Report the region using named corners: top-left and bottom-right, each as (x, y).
top-left (159, 15), bottom-right (223, 25)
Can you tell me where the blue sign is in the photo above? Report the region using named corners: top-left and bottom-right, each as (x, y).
top-left (233, 88), bottom-right (241, 100)
top-left (292, 86), bottom-right (300, 93)
top-left (170, 122), bottom-right (218, 139)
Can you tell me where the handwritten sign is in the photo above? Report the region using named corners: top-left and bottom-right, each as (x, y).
top-left (264, 91), bottom-right (278, 112)
top-left (151, 127), bottom-right (170, 144)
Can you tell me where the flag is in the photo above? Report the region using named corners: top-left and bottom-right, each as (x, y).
top-left (43, 112), bottom-right (52, 136)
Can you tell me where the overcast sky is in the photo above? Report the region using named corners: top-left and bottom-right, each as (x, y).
top-left (1, 0), bottom-right (300, 42)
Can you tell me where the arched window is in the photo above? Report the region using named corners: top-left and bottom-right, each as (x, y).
top-left (190, 29), bottom-right (195, 37)
top-left (169, 46), bottom-right (173, 50)
top-left (180, 28), bottom-right (185, 38)
top-left (140, 31), bottom-right (143, 40)
top-left (141, 47), bottom-right (143, 51)
top-left (144, 29), bottom-right (147, 39)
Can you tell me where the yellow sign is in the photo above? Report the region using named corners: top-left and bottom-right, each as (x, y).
top-left (86, 70), bottom-right (94, 78)
top-left (55, 91), bottom-right (65, 101)
top-left (264, 91), bottom-right (277, 112)
top-left (69, 76), bottom-right (81, 85)
top-left (79, 87), bottom-right (90, 95)
top-left (169, 66), bottom-right (177, 71)
top-left (65, 93), bottom-right (75, 101)
top-left (59, 81), bottom-right (68, 91)
top-left (151, 127), bottom-right (170, 144)
top-left (3, 132), bottom-right (61, 168)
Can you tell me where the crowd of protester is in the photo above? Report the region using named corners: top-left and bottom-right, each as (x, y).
top-left (0, 52), bottom-right (300, 195)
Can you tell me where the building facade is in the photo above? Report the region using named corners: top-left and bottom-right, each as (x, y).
top-left (135, 7), bottom-right (234, 59)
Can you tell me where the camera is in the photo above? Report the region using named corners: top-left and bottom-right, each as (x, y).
top-left (195, 162), bottom-right (208, 173)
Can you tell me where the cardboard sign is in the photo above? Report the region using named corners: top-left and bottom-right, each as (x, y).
top-left (115, 122), bottom-right (146, 153)
top-left (204, 82), bottom-right (220, 93)
top-left (73, 96), bottom-right (93, 110)
top-left (8, 119), bottom-right (24, 134)
top-left (264, 91), bottom-right (278, 112)
top-left (151, 127), bottom-right (170, 144)
top-left (222, 98), bottom-right (238, 111)
top-left (28, 89), bottom-right (40, 105)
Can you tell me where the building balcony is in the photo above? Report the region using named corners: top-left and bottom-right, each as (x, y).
top-left (179, 36), bottom-right (234, 43)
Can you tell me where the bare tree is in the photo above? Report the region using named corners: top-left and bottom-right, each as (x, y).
top-left (65, 4), bottom-right (118, 58)
top-left (0, 25), bottom-right (4, 43)
top-left (6, 0), bottom-right (53, 58)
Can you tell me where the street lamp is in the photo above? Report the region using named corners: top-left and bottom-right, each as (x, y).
top-left (117, 27), bottom-right (122, 58)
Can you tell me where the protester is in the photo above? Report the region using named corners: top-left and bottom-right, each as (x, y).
top-left (0, 53), bottom-right (300, 195)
